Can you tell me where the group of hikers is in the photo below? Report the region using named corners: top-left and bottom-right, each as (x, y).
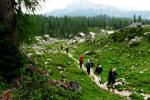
top-left (60, 45), bottom-right (69, 53)
top-left (79, 55), bottom-right (118, 92)
top-left (60, 45), bottom-right (118, 92)
top-left (61, 45), bottom-right (69, 53)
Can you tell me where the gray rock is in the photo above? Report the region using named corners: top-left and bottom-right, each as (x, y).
top-left (128, 36), bottom-right (142, 47)
top-left (57, 66), bottom-right (64, 71)
top-left (70, 82), bottom-right (81, 91)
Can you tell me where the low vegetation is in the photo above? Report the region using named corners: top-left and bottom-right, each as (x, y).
top-left (71, 26), bottom-right (150, 98)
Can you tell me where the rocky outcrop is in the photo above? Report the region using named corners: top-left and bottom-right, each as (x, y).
top-left (128, 36), bottom-right (142, 47)
top-left (48, 80), bottom-right (81, 91)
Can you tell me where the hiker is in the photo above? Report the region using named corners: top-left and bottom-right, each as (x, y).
top-left (107, 68), bottom-right (118, 92)
top-left (85, 59), bottom-right (92, 75)
top-left (61, 45), bottom-right (63, 50)
top-left (79, 55), bottom-right (83, 68)
top-left (95, 64), bottom-right (103, 83)
top-left (66, 47), bottom-right (69, 53)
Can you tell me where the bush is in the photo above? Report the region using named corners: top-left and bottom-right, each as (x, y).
top-left (111, 27), bottom-right (144, 42)
top-left (129, 93), bottom-right (144, 100)
top-left (13, 72), bottom-right (81, 100)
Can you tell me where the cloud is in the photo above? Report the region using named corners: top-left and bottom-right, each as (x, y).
top-left (37, 0), bottom-right (71, 14)
top-left (90, 0), bottom-right (150, 10)
top-left (37, 0), bottom-right (150, 14)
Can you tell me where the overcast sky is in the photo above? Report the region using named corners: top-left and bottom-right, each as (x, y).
top-left (37, 0), bottom-right (150, 14)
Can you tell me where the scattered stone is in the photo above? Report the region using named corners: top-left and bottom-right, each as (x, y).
top-left (69, 39), bottom-right (78, 45)
top-left (147, 97), bottom-right (150, 100)
top-left (78, 39), bottom-right (85, 43)
top-left (107, 31), bottom-right (114, 35)
top-left (47, 59), bottom-right (52, 61)
top-left (70, 82), bottom-right (81, 91)
top-left (140, 71), bottom-right (144, 73)
top-left (144, 32), bottom-right (150, 35)
top-left (27, 53), bottom-right (32, 57)
top-left (79, 32), bottom-right (85, 37)
top-left (85, 50), bottom-right (96, 55)
top-left (48, 69), bottom-right (52, 73)
top-left (57, 66), bottom-right (64, 71)
top-left (128, 36), bottom-right (142, 47)
top-left (139, 89), bottom-right (144, 93)
top-left (67, 61), bottom-right (71, 65)
top-left (44, 62), bottom-right (48, 65)
top-left (60, 71), bottom-right (64, 74)
top-left (44, 34), bottom-right (49, 38)
top-left (124, 38), bottom-right (129, 41)
top-left (114, 82), bottom-right (123, 86)
top-left (89, 32), bottom-right (96, 38)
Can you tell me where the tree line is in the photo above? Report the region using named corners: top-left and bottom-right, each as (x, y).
top-left (22, 15), bottom-right (134, 39)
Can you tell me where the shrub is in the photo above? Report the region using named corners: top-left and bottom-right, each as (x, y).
top-left (129, 93), bottom-right (144, 100)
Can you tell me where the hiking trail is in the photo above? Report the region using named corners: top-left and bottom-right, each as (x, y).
top-left (68, 53), bottom-right (150, 100)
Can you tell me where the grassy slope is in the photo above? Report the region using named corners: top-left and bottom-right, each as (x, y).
top-left (11, 40), bottom-right (124, 100)
top-left (70, 34), bottom-right (150, 95)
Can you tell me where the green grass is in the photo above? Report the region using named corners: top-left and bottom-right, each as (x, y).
top-left (3, 26), bottom-right (150, 99)
top-left (10, 39), bottom-right (125, 100)
top-left (70, 33), bottom-right (150, 95)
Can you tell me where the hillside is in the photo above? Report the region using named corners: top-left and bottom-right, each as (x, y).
top-left (69, 25), bottom-right (150, 99)
top-left (0, 36), bottom-right (125, 99)
top-left (1, 25), bottom-right (150, 100)
top-left (1, 0), bottom-right (150, 100)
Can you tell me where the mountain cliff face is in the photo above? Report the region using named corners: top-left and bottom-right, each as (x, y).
top-left (45, 0), bottom-right (150, 19)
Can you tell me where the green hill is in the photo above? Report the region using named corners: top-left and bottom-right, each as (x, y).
top-left (1, 26), bottom-right (150, 100)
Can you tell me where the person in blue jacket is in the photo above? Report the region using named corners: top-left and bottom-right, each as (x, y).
top-left (85, 59), bottom-right (92, 75)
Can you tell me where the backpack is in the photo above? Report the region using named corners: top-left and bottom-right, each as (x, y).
top-left (86, 62), bottom-right (91, 68)
top-left (79, 56), bottom-right (83, 62)
top-left (95, 66), bottom-right (103, 74)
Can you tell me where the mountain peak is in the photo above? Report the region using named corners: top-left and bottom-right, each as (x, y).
top-left (45, 1), bottom-right (150, 19)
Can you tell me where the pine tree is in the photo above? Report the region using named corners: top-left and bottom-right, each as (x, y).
top-left (138, 15), bottom-right (142, 22)
top-left (133, 14), bottom-right (137, 22)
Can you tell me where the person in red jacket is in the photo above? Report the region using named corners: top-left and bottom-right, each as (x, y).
top-left (79, 55), bottom-right (83, 68)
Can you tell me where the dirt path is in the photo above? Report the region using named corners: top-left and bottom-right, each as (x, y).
top-left (68, 53), bottom-right (150, 100)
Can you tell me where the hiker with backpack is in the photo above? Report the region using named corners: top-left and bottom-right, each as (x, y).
top-left (107, 68), bottom-right (118, 92)
top-left (79, 55), bottom-right (83, 68)
top-left (61, 45), bottom-right (63, 50)
top-left (66, 47), bottom-right (69, 53)
top-left (85, 59), bottom-right (92, 75)
top-left (95, 64), bottom-right (103, 84)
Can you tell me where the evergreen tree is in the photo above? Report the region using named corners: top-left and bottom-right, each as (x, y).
top-left (138, 15), bottom-right (142, 22)
top-left (133, 14), bottom-right (137, 22)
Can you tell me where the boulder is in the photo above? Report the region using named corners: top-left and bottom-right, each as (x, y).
top-left (57, 66), bottom-right (64, 71)
top-left (107, 31), bottom-right (114, 35)
top-left (79, 32), bottom-right (85, 37)
top-left (69, 39), bottom-right (78, 45)
top-left (70, 82), bottom-right (81, 91)
top-left (85, 50), bottom-right (96, 55)
top-left (128, 36), bottom-right (142, 47)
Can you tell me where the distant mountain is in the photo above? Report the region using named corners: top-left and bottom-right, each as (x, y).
top-left (45, 0), bottom-right (150, 19)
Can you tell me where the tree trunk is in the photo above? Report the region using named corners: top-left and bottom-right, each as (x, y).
top-left (0, 0), bottom-right (16, 44)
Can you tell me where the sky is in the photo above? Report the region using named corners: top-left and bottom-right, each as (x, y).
top-left (37, 0), bottom-right (150, 14)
